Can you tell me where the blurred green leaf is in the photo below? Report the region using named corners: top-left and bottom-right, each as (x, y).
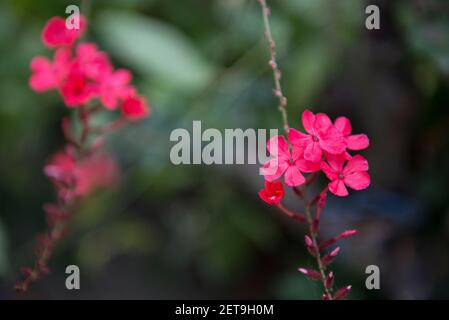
top-left (97, 10), bottom-right (216, 92)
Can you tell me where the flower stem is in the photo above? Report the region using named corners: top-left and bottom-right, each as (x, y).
top-left (276, 203), bottom-right (306, 223)
top-left (257, 0), bottom-right (289, 133)
top-left (304, 202), bottom-right (333, 299)
top-left (15, 216), bottom-right (69, 293)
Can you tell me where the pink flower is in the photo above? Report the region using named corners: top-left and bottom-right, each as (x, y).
top-left (258, 181), bottom-right (285, 205)
top-left (321, 153), bottom-right (370, 197)
top-left (334, 117), bottom-right (369, 150)
top-left (29, 48), bottom-right (71, 92)
top-left (121, 95), bottom-right (150, 120)
top-left (42, 16), bottom-right (85, 48)
top-left (289, 110), bottom-right (346, 163)
top-left (58, 44), bottom-right (113, 107)
top-left (99, 69), bottom-right (135, 109)
top-left (60, 66), bottom-right (97, 107)
top-left (261, 136), bottom-right (320, 187)
top-left (75, 43), bottom-right (112, 81)
top-left (44, 146), bottom-right (119, 200)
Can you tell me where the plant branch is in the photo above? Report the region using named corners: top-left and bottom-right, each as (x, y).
top-left (304, 201), bottom-right (333, 299)
top-left (276, 203), bottom-right (306, 223)
top-left (258, 0), bottom-right (289, 133)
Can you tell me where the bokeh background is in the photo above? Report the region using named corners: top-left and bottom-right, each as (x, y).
top-left (1, 0), bottom-right (449, 299)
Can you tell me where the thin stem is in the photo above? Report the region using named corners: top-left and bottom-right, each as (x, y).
top-left (257, 0), bottom-right (289, 133)
top-left (15, 217), bottom-right (69, 293)
top-left (91, 117), bottom-right (128, 135)
top-left (304, 202), bottom-right (333, 299)
top-left (78, 106), bottom-right (90, 145)
top-left (276, 203), bottom-right (306, 223)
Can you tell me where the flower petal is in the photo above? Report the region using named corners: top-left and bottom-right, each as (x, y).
top-left (29, 57), bottom-right (56, 92)
top-left (346, 134), bottom-right (369, 150)
top-left (296, 147), bottom-right (321, 173)
top-left (301, 109), bottom-right (316, 135)
top-left (344, 171), bottom-right (370, 190)
top-left (334, 117), bottom-right (352, 136)
top-left (328, 180), bottom-right (348, 197)
top-left (284, 165), bottom-right (305, 187)
top-left (288, 128), bottom-right (311, 147)
top-left (304, 142), bottom-right (322, 162)
top-left (267, 135), bottom-right (290, 160)
top-left (321, 162), bottom-right (338, 181)
top-left (315, 113), bottom-right (332, 133)
top-left (319, 126), bottom-right (346, 154)
top-left (343, 155), bottom-right (368, 175)
top-left (324, 153), bottom-right (346, 173)
top-left (261, 160), bottom-right (287, 181)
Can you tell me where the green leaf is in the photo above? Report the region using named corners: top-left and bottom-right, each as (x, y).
top-left (97, 11), bottom-right (215, 92)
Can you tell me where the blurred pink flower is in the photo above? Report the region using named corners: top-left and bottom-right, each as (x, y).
top-left (99, 69), bottom-right (135, 109)
top-left (29, 48), bottom-right (71, 92)
top-left (44, 146), bottom-right (119, 200)
top-left (121, 95), bottom-right (150, 120)
top-left (42, 16), bottom-right (85, 48)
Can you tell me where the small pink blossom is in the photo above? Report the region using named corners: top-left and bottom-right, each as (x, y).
top-left (29, 48), bottom-right (71, 92)
top-left (60, 66), bottom-right (97, 107)
top-left (42, 16), bottom-right (85, 48)
top-left (261, 136), bottom-right (320, 187)
top-left (289, 110), bottom-right (346, 163)
top-left (258, 181), bottom-right (285, 205)
top-left (74, 43), bottom-right (113, 81)
top-left (321, 154), bottom-right (370, 197)
top-left (121, 95), bottom-right (150, 120)
top-left (44, 146), bottom-right (119, 200)
top-left (99, 69), bottom-right (135, 109)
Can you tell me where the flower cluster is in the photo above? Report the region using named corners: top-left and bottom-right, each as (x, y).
top-left (29, 16), bottom-right (149, 119)
top-left (258, 110), bottom-right (370, 300)
top-left (16, 15), bottom-right (150, 293)
top-left (260, 109), bottom-right (370, 197)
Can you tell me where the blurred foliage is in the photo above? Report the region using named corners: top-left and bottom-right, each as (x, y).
top-left (0, 0), bottom-right (449, 299)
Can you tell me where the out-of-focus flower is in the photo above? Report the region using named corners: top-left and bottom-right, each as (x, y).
top-left (44, 146), bottom-right (119, 200)
top-left (121, 95), bottom-right (150, 120)
top-left (60, 66), bottom-right (97, 107)
top-left (42, 16), bottom-right (86, 48)
top-left (99, 69), bottom-right (135, 109)
top-left (29, 48), bottom-right (71, 92)
top-left (74, 43), bottom-right (113, 81)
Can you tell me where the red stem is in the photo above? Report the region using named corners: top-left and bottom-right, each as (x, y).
top-left (276, 203), bottom-right (306, 223)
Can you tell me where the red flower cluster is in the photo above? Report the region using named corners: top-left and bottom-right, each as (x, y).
top-left (29, 16), bottom-right (149, 119)
top-left (16, 15), bottom-right (151, 293)
top-left (257, 110), bottom-right (369, 300)
top-left (260, 110), bottom-right (370, 198)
